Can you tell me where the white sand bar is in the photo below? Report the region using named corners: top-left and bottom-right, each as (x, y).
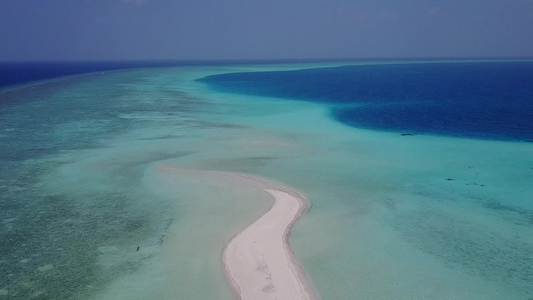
top-left (155, 165), bottom-right (316, 300)
top-left (224, 188), bottom-right (314, 300)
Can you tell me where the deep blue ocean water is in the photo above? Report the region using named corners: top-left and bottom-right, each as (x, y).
top-left (0, 59), bottom-right (319, 91)
top-left (0, 61), bottom-right (158, 89)
top-left (0, 60), bottom-right (255, 90)
top-left (198, 61), bottom-right (533, 142)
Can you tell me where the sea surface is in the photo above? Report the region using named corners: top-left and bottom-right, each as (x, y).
top-left (0, 60), bottom-right (532, 299)
top-left (199, 61), bottom-right (533, 141)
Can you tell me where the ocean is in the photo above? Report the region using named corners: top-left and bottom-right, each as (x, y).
top-left (199, 61), bottom-right (533, 141)
top-left (0, 60), bottom-right (249, 91)
top-left (0, 60), bottom-right (531, 299)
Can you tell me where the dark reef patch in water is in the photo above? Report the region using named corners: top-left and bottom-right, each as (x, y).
top-left (0, 70), bottom-right (210, 299)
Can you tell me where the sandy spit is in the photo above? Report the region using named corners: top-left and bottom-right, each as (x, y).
top-left (156, 165), bottom-right (317, 300)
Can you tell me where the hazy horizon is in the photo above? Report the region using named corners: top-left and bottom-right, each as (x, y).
top-left (1, 1), bottom-right (532, 61)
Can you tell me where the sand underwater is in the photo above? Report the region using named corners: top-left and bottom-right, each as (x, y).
top-left (0, 62), bottom-right (532, 299)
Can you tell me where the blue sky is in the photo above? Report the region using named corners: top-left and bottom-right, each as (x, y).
top-left (1, 0), bottom-right (532, 61)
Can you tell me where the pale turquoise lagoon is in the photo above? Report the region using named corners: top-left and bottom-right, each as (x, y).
top-left (0, 63), bottom-right (531, 299)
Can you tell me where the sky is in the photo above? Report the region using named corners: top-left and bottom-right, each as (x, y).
top-left (1, 0), bottom-right (532, 61)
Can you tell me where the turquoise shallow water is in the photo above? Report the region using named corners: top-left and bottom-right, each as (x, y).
top-left (0, 63), bottom-right (532, 299)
